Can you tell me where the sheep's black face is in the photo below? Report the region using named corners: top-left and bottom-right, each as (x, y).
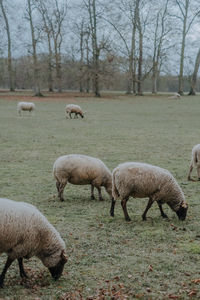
top-left (48, 251), bottom-right (68, 280)
top-left (176, 203), bottom-right (188, 220)
top-left (48, 258), bottom-right (66, 280)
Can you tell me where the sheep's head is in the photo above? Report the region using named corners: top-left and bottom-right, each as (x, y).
top-left (48, 250), bottom-right (68, 280)
top-left (176, 201), bottom-right (188, 220)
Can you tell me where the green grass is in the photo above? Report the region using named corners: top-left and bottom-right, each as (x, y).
top-left (1, 93), bottom-right (200, 299)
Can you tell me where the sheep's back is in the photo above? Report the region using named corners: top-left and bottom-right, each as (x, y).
top-left (53, 154), bottom-right (110, 184)
top-left (113, 162), bottom-right (173, 199)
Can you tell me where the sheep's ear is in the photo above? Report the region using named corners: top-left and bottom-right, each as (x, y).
top-left (61, 250), bottom-right (68, 263)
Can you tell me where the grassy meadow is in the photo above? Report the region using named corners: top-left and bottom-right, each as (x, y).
top-left (0, 92), bottom-right (200, 299)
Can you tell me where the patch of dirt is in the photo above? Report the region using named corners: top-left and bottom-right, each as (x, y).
top-left (0, 90), bottom-right (122, 102)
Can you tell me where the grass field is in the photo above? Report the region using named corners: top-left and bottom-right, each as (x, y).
top-left (0, 91), bottom-right (200, 299)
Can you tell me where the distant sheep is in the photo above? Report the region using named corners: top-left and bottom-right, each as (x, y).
top-left (53, 154), bottom-right (113, 202)
top-left (188, 144), bottom-right (200, 181)
top-left (17, 102), bottom-right (35, 115)
top-left (168, 93), bottom-right (181, 99)
top-left (0, 198), bottom-right (67, 287)
top-left (111, 162), bottom-right (188, 222)
top-left (66, 104), bottom-right (84, 119)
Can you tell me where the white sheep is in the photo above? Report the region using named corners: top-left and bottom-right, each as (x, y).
top-left (17, 102), bottom-right (35, 116)
top-left (110, 162), bottom-right (188, 222)
top-left (0, 198), bottom-right (67, 287)
top-left (168, 93), bottom-right (181, 99)
top-left (188, 144), bottom-right (200, 181)
top-left (66, 104), bottom-right (84, 119)
top-left (53, 154), bottom-right (113, 202)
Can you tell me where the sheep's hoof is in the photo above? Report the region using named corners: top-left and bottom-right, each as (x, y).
top-left (125, 217), bottom-right (131, 222)
top-left (20, 271), bottom-right (28, 279)
top-left (161, 214), bottom-right (168, 219)
top-left (110, 210), bottom-right (114, 217)
top-left (142, 215), bottom-right (147, 221)
top-left (99, 198), bottom-right (104, 201)
top-left (60, 198), bottom-right (64, 202)
top-left (198, 178), bottom-right (200, 181)
top-left (91, 195), bottom-right (95, 200)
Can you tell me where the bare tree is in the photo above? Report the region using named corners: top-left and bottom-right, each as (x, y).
top-left (50, 0), bottom-right (67, 93)
top-left (174, 0), bottom-right (200, 95)
top-left (86, 0), bottom-right (101, 96)
top-left (36, 0), bottom-right (54, 92)
top-left (26, 0), bottom-right (43, 96)
top-left (0, 0), bottom-right (14, 91)
top-left (188, 47), bottom-right (200, 95)
top-left (151, 0), bottom-right (170, 94)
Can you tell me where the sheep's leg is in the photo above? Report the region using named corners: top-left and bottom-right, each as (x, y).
top-left (97, 187), bottom-right (104, 201)
top-left (56, 181), bottom-right (61, 193)
top-left (157, 202), bottom-right (168, 219)
top-left (187, 164), bottom-right (193, 181)
top-left (121, 198), bottom-right (131, 221)
top-left (197, 167), bottom-right (200, 180)
top-left (142, 198), bottom-right (153, 221)
top-left (58, 180), bottom-right (67, 201)
top-left (110, 198), bottom-right (116, 217)
top-left (0, 257), bottom-right (14, 287)
top-left (91, 185), bottom-right (95, 200)
top-left (18, 258), bottom-right (28, 278)
top-left (69, 112), bottom-right (72, 119)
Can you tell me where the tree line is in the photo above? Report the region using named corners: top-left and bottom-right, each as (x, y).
top-left (0, 0), bottom-right (200, 97)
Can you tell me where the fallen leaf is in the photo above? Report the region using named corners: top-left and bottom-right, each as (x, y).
top-left (188, 290), bottom-right (197, 296)
top-left (191, 278), bottom-right (200, 284)
top-left (148, 265), bottom-right (153, 272)
top-left (168, 295), bottom-right (180, 299)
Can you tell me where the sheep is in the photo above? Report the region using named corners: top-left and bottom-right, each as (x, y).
top-left (110, 162), bottom-right (188, 222)
top-left (188, 144), bottom-right (200, 181)
top-left (53, 154), bottom-right (113, 202)
top-left (0, 198), bottom-right (67, 287)
top-left (168, 93), bottom-right (181, 99)
top-left (17, 102), bottom-right (35, 116)
top-left (65, 104), bottom-right (84, 119)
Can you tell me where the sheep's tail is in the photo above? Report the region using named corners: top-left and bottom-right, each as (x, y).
top-left (112, 169), bottom-right (120, 199)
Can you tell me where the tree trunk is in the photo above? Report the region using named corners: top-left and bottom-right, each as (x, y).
top-left (27, 0), bottom-right (42, 96)
top-left (0, 0), bottom-right (14, 91)
top-left (85, 35), bottom-right (90, 93)
top-left (79, 25), bottom-right (84, 93)
top-left (152, 62), bottom-right (158, 94)
top-left (178, 0), bottom-right (189, 95)
top-left (188, 48), bottom-right (200, 95)
top-left (47, 32), bottom-right (53, 92)
top-left (137, 29), bottom-right (143, 95)
top-left (89, 0), bottom-right (100, 97)
top-left (55, 46), bottom-right (62, 93)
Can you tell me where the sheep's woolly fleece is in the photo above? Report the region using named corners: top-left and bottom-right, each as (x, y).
top-left (0, 198), bottom-right (65, 268)
top-left (112, 162), bottom-right (185, 211)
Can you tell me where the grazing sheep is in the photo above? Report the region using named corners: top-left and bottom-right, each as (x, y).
top-left (17, 102), bottom-right (35, 116)
top-left (188, 144), bottom-right (200, 181)
top-left (66, 104), bottom-right (84, 119)
top-left (110, 162), bottom-right (188, 222)
top-left (53, 154), bottom-right (113, 202)
top-left (168, 93), bottom-right (181, 99)
top-left (0, 198), bottom-right (67, 287)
